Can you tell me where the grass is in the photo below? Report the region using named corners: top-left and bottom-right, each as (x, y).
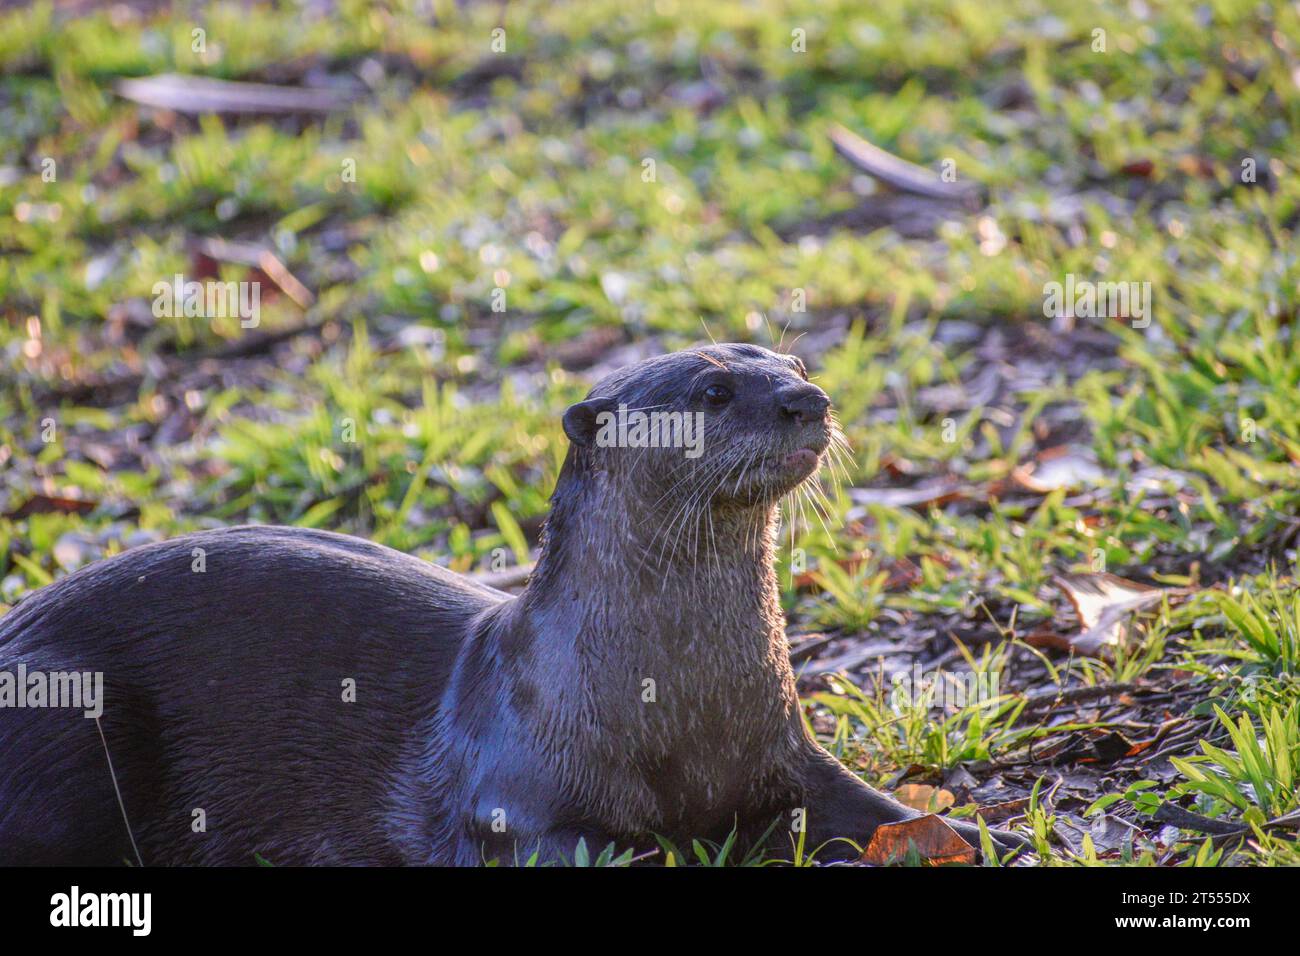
top-left (2, 0), bottom-right (1300, 865)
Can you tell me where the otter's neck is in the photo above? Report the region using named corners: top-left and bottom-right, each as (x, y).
top-left (504, 456), bottom-right (803, 828)
top-left (522, 460), bottom-right (785, 648)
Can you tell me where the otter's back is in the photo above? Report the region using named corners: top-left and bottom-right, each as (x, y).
top-left (0, 525), bottom-right (508, 864)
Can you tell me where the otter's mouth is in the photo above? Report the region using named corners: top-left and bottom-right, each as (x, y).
top-left (777, 447), bottom-right (822, 480)
top-left (712, 437), bottom-right (832, 505)
top-left (750, 441), bottom-right (826, 489)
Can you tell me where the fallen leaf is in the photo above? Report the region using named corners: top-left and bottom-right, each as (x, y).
top-left (974, 798), bottom-right (1029, 825)
top-left (1051, 818), bottom-right (1088, 855)
top-left (1089, 813), bottom-right (1140, 854)
top-left (894, 785), bottom-right (956, 813)
top-left (1031, 573), bottom-right (1185, 658)
top-left (194, 237), bottom-right (315, 309)
top-left (5, 494), bottom-right (97, 518)
top-left (941, 765), bottom-right (979, 798)
top-left (1080, 730), bottom-right (1137, 764)
top-left (969, 774), bottom-right (1022, 805)
top-left (829, 124), bottom-right (978, 201)
top-left (116, 74), bottom-right (352, 115)
top-left (1012, 446), bottom-right (1106, 493)
top-left (862, 814), bottom-right (976, 866)
top-left (543, 326), bottom-right (626, 370)
top-left (1124, 737), bottom-right (1157, 758)
top-left (916, 365), bottom-right (1001, 413)
top-left (1119, 158), bottom-right (1156, 178)
top-left (881, 556), bottom-right (924, 591)
top-left (1028, 732), bottom-right (1090, 762)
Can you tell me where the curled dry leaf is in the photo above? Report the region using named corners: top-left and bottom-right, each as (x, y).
top-left (829, 124), bottom-right (978, 202)
top-left (861, 814), bottom-right (976, 866)
top-left (1028, 572), bottom-right (1190, 658)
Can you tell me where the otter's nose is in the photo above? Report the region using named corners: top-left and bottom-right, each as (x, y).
top-left (777, 383), bottom-right (830, 425)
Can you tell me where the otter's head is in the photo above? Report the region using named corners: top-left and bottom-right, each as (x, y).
top-left (560, 343), bottom-right (840, 515)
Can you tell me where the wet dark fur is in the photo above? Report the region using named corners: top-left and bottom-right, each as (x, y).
top-left (0, 344), bottom-right (1023, 865)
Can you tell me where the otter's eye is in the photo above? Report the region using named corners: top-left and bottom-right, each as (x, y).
top-left (703, 384), bottom-right (733, 407)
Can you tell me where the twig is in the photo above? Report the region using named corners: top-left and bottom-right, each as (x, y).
top-left (1208, 808), bottom-right (1300, 847)
top-left (789, 633), bottom-right (835, 665)
top-left (1019, 681), bottom-right (1136, 712)
top-left (1153, 802), bottom-right (1247, 836)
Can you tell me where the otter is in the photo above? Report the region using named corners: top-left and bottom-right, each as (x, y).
top-left (0, 343), bottom-right (1024, 865)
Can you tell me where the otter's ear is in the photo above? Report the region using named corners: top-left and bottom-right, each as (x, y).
top-left (563, 397), bottom-right (616, 446)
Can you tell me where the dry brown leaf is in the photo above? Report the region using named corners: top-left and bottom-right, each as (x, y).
top-left (974, 798), bottom-right (1029, 825)
top-left (1119, 158), bottom-right (1156, 178)
top-left (5, 493), bottom-right (98, 519)
top-left (1031, 572), bottom-right (1186, 658)
top-left (894, 784), bottom-right (956, 813)
top-left (194, 238), bottom-right (315, 309)
top-left (861, 814), bottom-right (975, 866)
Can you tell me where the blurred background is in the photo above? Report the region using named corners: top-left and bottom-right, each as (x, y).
top-left (3, 1), bottom-right (1300, 862)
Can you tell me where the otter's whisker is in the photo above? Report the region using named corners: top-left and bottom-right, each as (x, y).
top-left (730, 446), bottom-right (761, 497)
top-left (800, 483), bottom-right (839, 555)
top-left (689, 447), bottom-right (749, 557)
top-left (650, 449), bottom-right (739, 571)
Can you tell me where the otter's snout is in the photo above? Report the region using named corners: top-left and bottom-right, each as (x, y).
top-left (776, 382), bottom-right (830, 425)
